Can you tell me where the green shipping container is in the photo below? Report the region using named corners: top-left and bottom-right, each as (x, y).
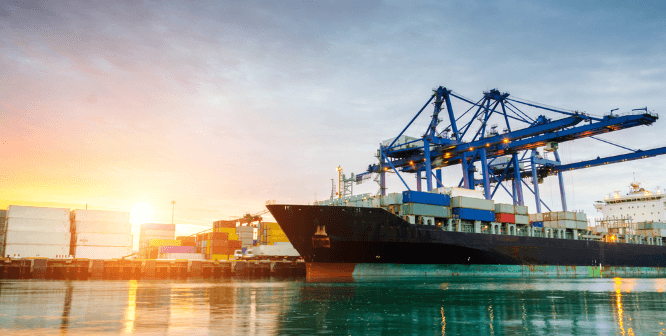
top-left (402, 203), bottom-right (451, 218)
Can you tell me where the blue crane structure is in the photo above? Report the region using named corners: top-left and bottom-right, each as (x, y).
top-left (357, 86), bottom-right (666, 213)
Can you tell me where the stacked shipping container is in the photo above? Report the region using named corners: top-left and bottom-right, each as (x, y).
top-left (4, 205), bottom-right (71, 258)
top-left (70, 209), bottom-right (132, 259)
top-left (258, 222), bottom-right (291, 245)
top-left (529, 211), bottom-right (587, 230)
top-left (206, 220), bottom-right (242, 260)
top-left (450, 196), bottom-right (495, 222)
top-left (139, 224), bottom-right (175, 259)
top-left (0, 210), bottom-right (6, 257)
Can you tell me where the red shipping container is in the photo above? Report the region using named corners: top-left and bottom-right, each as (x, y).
top-left (495, 213), bottom-right (515, 223)
top-left (211, 232), bottom-right (229, 240)
top-left (229, 240), bottom-right (242, 249)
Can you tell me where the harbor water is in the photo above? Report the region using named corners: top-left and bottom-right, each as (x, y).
top-left (1, 277), bottom-right (665, 335)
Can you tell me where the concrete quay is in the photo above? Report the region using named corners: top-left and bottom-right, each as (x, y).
top-left (0, 258), bottom-right (306, 280)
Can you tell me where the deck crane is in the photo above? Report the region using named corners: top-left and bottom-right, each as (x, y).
top-left (363, 86), bottom-right (666, 213)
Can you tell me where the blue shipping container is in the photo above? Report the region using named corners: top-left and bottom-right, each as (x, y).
top-left (531, 221), bottom-right (544, 228)
top-left (402, 191), bottom-right (450, 206)
top-left (241, 247), bottom-right (247, 254)
top-left (452, 208), bottom-right (495, 222)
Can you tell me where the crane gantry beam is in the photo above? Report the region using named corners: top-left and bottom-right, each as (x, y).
top-left (360, 86), bottom-right (663, 213)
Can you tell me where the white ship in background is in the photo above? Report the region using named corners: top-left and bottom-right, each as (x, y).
top-left (594, 182), bottom-right (666, 224)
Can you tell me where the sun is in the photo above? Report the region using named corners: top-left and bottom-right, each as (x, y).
top-left (130, 202), bottom-right (154, 225)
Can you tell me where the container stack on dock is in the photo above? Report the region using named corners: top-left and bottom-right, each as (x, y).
top-left (3, 205), bottom-right (71, 258)
top-left (204, 220), bottom-right (242, 260)
top-left (70, 209), bottom-right (132, 259)
top-left (155, 235), bottom-right (203, 259)
top-left (258, 222), bottom-right (291, 245)
top-left (0, 210), bottom-right (6, 257)
top-left (138, 224), bottom-right (175, 259)
top-left (237, 226), bottom-right (254, 249)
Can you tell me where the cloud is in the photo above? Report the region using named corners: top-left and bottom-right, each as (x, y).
top-left (1, 0), bottom-right (666, 224)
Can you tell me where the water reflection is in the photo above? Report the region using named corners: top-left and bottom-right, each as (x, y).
top-left (60, 282), bottom-right (72, 335)
top-left (0, 278), bottom-right (666, 335)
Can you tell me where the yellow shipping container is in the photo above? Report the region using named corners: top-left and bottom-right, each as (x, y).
top-left (266, 222), bottom-right (282, 229)
top-left (150, 239), bottom-right (181, 247)
top-left (210, 254), bottom-right (230, 261)
top-left (269, 237), bottom-right (290, 243)
top-left (214, 228), bottom-right (240, 240)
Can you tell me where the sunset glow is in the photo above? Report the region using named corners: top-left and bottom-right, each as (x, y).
top-left (1, 1), bottom-right (665, 228)
top-left (130, 202), bottom-right (155, 225)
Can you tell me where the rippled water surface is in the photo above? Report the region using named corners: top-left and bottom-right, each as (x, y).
top-left (1, 277), bottom-right (666, 335)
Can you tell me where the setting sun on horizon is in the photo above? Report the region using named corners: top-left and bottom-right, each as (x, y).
top-left (130, 202), bottom-right (155, 225)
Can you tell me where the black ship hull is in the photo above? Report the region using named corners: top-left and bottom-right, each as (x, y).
top-left (267, 204), bottom-right (666, 278)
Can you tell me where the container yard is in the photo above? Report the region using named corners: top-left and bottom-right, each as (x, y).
top-left (0, 205), bottom-right (302, 280)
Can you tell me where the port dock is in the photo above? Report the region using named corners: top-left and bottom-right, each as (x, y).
top-left (0, 258), bottom-right (306, 280)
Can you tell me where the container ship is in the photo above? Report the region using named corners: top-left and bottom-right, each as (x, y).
top-left (267, 187), bottom-right (666, 279)
top-left (265, 84), bottom-right (666, 279)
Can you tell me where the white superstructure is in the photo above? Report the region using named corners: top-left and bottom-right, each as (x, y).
top-left (594, 182), bottom-right (666, 223)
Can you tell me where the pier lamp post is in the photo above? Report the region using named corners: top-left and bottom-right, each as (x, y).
top-left (171, 200), bottom-right (176, 225)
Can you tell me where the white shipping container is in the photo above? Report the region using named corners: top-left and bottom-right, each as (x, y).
top-left (73, 232), bottom-right (132, 247)
top-left (6, 218), bottom-right (70, 232)
top-left (450, 196), bottom-right (494, 211)
top-left (575, 212), bottom-right (587, 221)
top-left (495, 204), bottom-right (515, 214)
top-left (514, 215), bottom-right (529, 225)
top-left (385, 193), bottom-right (403, 205)
top-left (7, 205), bottom-right (69, 221)
top-left (558, 220), bottom-right (577, 229)
top-left (515, 205), bottom-right (528, 215)
top-left (72, 221), bottom-right (132, 234)
top-left (5, 231), bottom-right (71, 245)
top-left (4, 244), bottom-right (70, 258)
top-left (576, 221), bottom-right (587, 230)
top-left (71, 209), bottom-right (130, 223)
top-left (557, 211), bottom-right (576, 220)
top-left (447, 187), bottom-right (485, 199)
top-left (73, 245), bottom-right (133, 259)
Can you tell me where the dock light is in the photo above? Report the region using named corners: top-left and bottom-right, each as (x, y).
top-left (503, 138), bottom-right (509, 143)
top-left (486, 143), bottom-right (490, 147)
top-left (469, 147), bottom-right (474, 151)
top-left (409, 160), bottom-right (414, 165)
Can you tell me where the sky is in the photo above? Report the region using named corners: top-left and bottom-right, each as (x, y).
top-left (2, 0), bottom-right (666, 238)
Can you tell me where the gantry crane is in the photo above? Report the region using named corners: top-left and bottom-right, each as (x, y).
top-left (360, 86), bottom-right (666, 213)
